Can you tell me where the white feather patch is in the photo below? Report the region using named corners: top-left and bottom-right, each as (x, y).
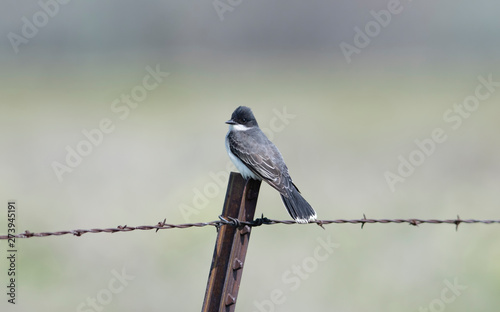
top-left (229, 124), bottom-right (252, 131)
top-left (225, 134), bottom-right (260, 180)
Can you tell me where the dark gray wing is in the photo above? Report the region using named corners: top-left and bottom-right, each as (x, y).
top-left (228, 130), bottom-right (294, 195)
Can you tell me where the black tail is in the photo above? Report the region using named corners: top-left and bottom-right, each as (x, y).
top-left (280, 185), bottom-right (317, 223)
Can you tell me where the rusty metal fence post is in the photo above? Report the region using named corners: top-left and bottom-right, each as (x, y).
top-left (202, 172), bottom-right (262, 312)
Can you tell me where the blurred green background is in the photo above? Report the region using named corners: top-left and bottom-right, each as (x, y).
top-left (1, 1), bottom-right (499, 311)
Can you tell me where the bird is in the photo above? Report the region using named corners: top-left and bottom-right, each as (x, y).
top-left (225, 106), bottom-right (317, 223)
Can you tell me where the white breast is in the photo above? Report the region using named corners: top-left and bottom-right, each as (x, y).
top-left (225, 133), bottom-right (261, 180)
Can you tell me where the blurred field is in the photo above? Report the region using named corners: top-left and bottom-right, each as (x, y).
top-left (0, 59), bottom-right (499, 311)
top-left (1, 1), bottom-right (500, 311)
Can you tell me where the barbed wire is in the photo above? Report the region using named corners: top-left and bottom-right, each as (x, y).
top-left (1, 215), bottom-right (500, 240)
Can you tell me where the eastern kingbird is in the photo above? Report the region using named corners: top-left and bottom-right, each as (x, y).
top-left (225, 106), bottom-right (317, 223)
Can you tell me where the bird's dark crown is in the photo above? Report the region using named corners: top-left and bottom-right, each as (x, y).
top-left (229, 106), bottom-right (259, 127)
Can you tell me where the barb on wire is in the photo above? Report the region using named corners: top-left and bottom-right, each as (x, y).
top-left (1, 215), bottom-right (500, 240)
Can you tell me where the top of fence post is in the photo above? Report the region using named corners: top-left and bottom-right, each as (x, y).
top-left (202, 172), bottom-right (261, 312)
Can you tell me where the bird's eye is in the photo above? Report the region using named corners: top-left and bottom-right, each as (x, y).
top-left (242, 118), bottom-right (247, 122)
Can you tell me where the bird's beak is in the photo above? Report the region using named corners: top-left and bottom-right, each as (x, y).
top-left (225, 120), bottom-right (237, 125)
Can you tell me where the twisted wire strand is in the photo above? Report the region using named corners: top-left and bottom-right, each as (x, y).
top-left (1, 215), bottom-right (499, 240)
